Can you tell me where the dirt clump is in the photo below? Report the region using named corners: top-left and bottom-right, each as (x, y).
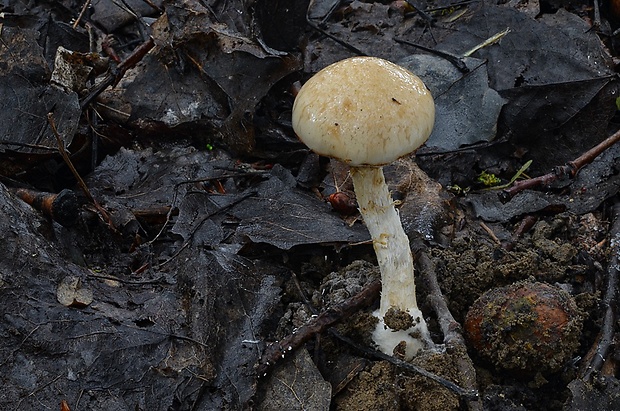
top-left (431, 218), bottom-right (587, 323)
top-left (384, 307), bottom-right (415, 330)
top-left (333, 351), bottom-right (462, 411)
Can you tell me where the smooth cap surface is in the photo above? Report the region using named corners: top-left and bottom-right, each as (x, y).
top-left (292, 56), bottom-right (435, 166)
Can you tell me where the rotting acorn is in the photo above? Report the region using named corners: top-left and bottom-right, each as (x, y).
top-left (464, 280), bottom-right (583, 374)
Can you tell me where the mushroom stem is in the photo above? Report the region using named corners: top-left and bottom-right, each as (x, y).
top-left (350, 166), bottom-right (417, 316)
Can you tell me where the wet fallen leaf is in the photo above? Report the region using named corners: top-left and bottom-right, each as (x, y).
top-left (257, 348), bottom-right (332, 410)
top-left (401, 55), bottom-right (505, 151)
top-left (232, 165), bottom-right (369, 249)
top-left (98, 0), bottom-right (301, 154)
top-left (0, 26), bottom-right (81, 176)
top-left (56, 276), bottom-right (93, 308)
top-left (438, 6), bottom-right (612, 90)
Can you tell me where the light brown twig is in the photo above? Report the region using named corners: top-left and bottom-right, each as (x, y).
top-left (80, 36), bottom-right (155, 110)
top-left (582, 198), bottom-right (620, 381)
top-left (501, 129), bottom-right (620, 201)
top-left (47, 113), bottom-right (116, 230)
top-left (418, 251), bottom-right (482, 410)
top-left (256, 279), bottom-right (381, 377)
top-left (73, 0), bottom-right (92, 29)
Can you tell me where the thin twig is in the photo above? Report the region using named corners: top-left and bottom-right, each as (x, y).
top-left (501, 214), bottom-right (539, 251)
top-left (418, 252), bottom-right (464, 346)
top-left (582, 198), bottom-right (620, 381)
top-left (89, 274), bottom-right (166, 285)
top-left (141, 0), bottom-right (163, 13)
top-left (592, 0), bottom-right (602, 31)
top-left (47, 113), bottom-right (116, 230)
top-left (501, 129), bottom-right (620, 201)
top-left (403, 0), bottom-right (436, 24)
top-left (319, 0), bottom-right (344, 24)
top-left (479, 221), bottom-right (501, 246)
top-left (101, 34), bottom-right (122, 63)
top-left (417, 251), bottom-right (482, 409)
top-left (80, 36), bottom-right (155, 110)
top-left (73, 0), bottom-right (92, 29)
top-left (462, 27), bottom-right (511, 57)
top-left (394, 37), bottom-right (469, 73)
top-left (256, 279), bottom-right (381, 377)
top-left (424, 0), bottom-right (480, 13)
top-left (306, 19), bottom-right (366, 56)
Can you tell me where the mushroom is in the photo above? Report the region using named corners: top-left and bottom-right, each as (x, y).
top-left (292, 56), bottom-right (435, 359)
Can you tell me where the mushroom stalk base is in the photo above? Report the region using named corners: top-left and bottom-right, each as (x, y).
top-left (372, 308), bottom-right (430, 360)
top-left (351, 166), bottom-right (418, 316)
top-left (351, 166), bottom-right (431, 359)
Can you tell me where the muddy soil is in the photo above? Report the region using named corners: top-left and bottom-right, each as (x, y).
top-left (266, 211), bottom-right (608, 410)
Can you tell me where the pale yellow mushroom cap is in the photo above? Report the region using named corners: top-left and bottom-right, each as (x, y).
top-left (292, 56), bottom-right (435, 167)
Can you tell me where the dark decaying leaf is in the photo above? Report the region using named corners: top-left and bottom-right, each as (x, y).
top-left (164, 249), bottom-right (282, 410)
top-left (257, 348), bottom-right (332, 410)
top-left (171, 191), bottom-right (228, 248)
top-left (433, 4), bottom-right (616, 166)
top-left (97, 44), bottom-right (230, 140)
top-left (1, 13), bottom-right (90, 65)
top-left (498, 77), bottom-right (616, 172)
top-left (99, 0), bottom-right (301, 153)
top-left (253, 0), bottom-right (311, 52)
top-left (438, 6), bottom-right (612, 90)
top-left (0, 179), bottom-right (282, 409)
top-left (500, 78), bottom-right (612, 139)
top-left (0, 25), bottom-right (49, 79)
top-left (232, 165), bottom-right (369, 250)
top-left (400, 55), bottom-right (505, 151)
top-left (90, 0), bottom-right (163, 32)
top-left (0, 26), bottom-right (80, 175)
top-left (85, 146), bottom-right (368, 250)
top-left (84, 146), bottom-right (235, 235)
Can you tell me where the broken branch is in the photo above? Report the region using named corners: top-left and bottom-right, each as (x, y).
top-left (501, 129), bottom-right (620, 201)
top-left (581, 198), bottom-right (620, 381)
top-left (417, 251), bottom-right (482, 409)
top-left (256, 279), bottom-right (381, 377)
top-left (47, 112), bottom-right (116, 230)
top-left (80, 36), bottom-right (155, 110)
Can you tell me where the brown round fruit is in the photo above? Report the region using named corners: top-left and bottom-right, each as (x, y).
top-left (464, 281), bottom-right (582, 374)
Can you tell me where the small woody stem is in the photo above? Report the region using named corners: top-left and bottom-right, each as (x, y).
top-left (350, 166), bottom-right (417, 317)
